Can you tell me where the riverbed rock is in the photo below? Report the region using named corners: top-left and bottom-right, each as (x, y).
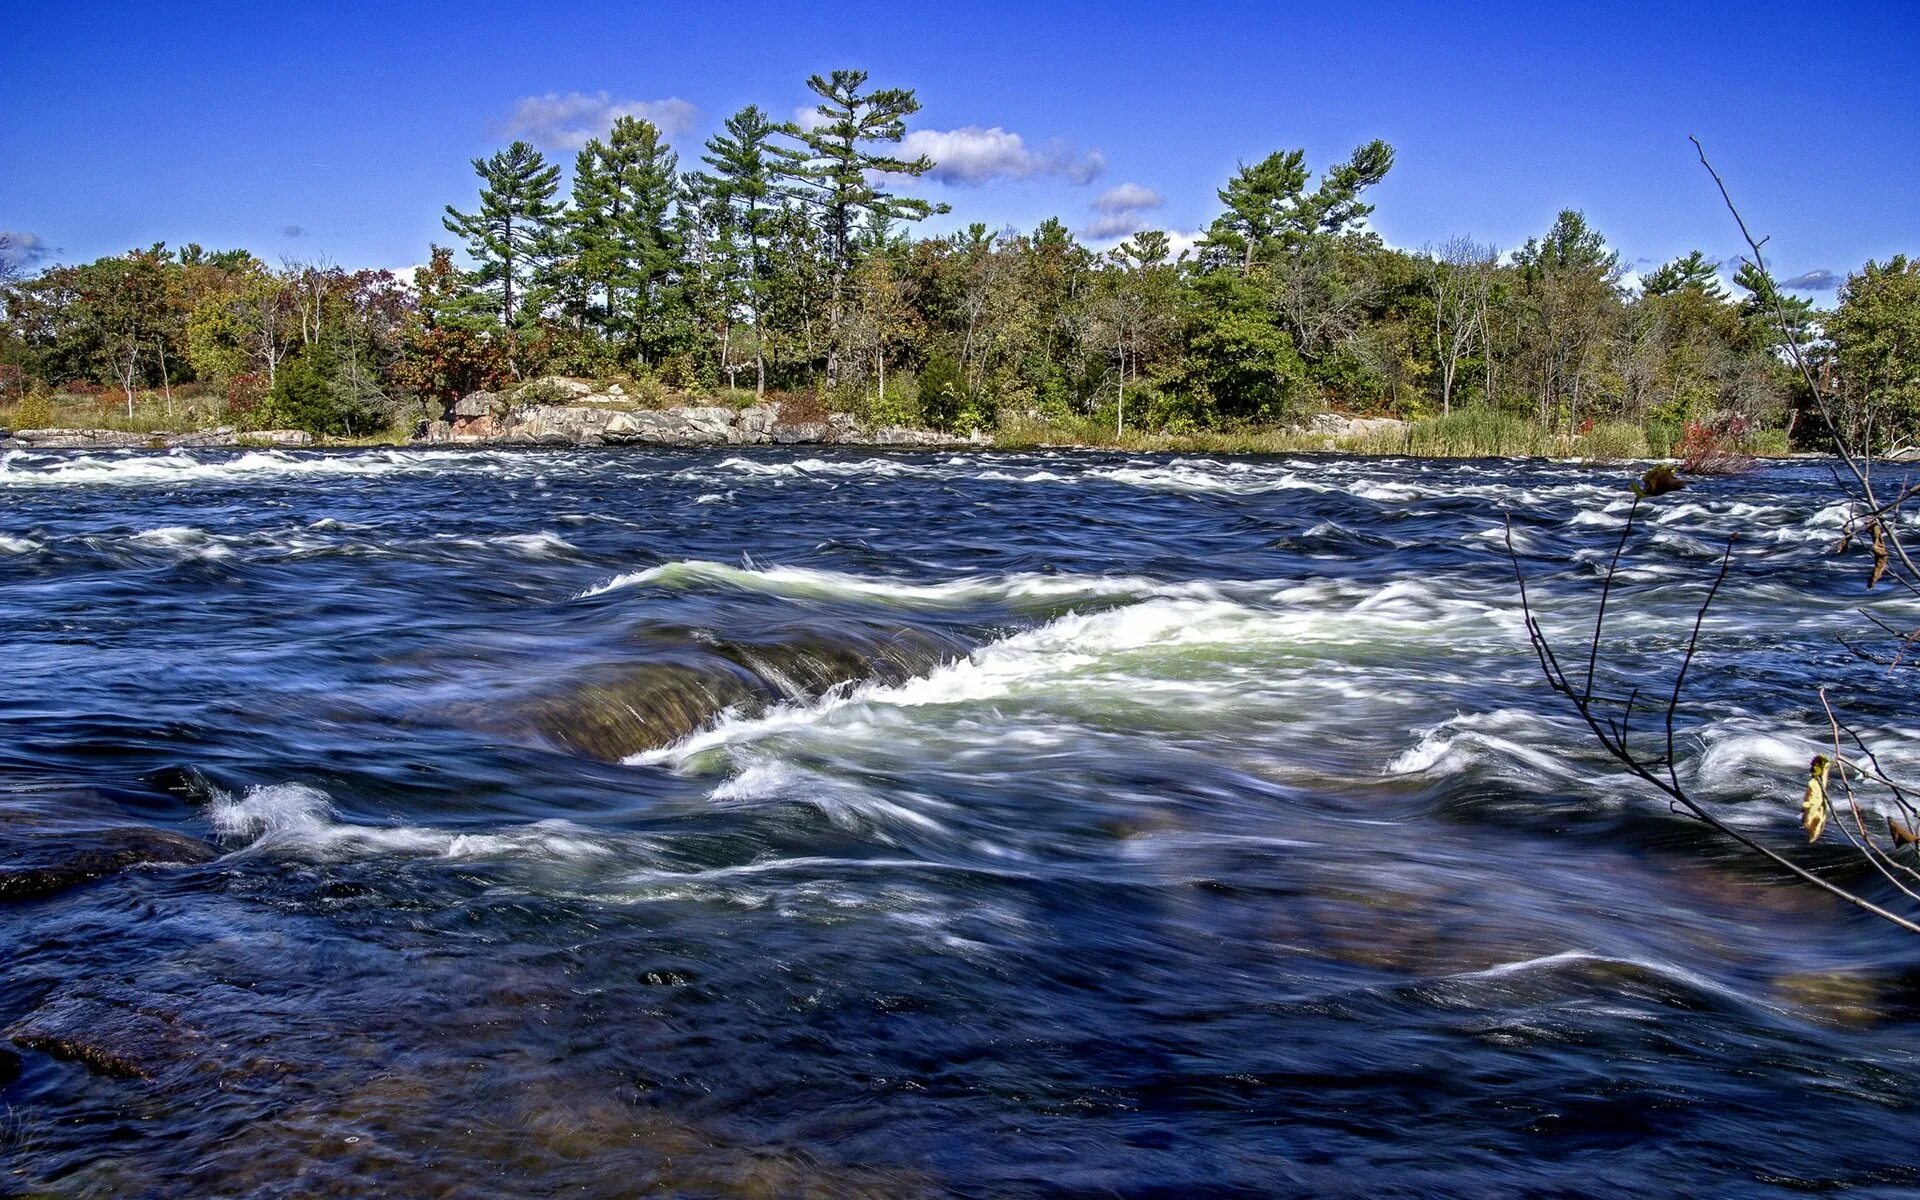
top-left (7, 987), bottom-right (212, 1080)
top-left (0, 827), bottom-right (218, 903)
top-left (519, 625), bottom-right (970, 760)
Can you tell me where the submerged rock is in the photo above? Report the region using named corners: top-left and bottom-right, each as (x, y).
top-left (0, 826), bottom-right (218, 903)
top-left (7, 988), bottom-right (210, 1080)
top-left (520, 625), bottom-right (970, 761)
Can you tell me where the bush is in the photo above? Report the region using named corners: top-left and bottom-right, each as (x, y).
top-left (916, 352), bottom-right (967, 431)
top-left (11, 381), bottom-right (54, 430)
top-left (1679, 414), bottom-right (1755, 475)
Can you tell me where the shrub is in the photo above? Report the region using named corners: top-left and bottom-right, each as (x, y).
top-left (1679, 414), bottom-right (1755, 475)
top-left (12, 380), bottom-right (54, 430)
top-left (916, 352), bottom-right (967, 431)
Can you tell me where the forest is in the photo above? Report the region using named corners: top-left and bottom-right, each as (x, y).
top-left (3, 69), bottom-right (1917, 452)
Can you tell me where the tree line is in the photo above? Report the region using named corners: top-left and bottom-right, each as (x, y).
top-left (3, 69), bottom-right (1917, 445)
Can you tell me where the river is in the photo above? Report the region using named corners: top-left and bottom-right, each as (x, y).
top-left (2, 446), bottom-right (1916, 1197)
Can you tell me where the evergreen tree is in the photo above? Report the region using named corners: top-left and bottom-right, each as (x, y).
top-left (565, 117), bottom-right (681, 363)
top-left (781, 69), bottom-right (947, 385)
top-left (696, 106), bottom-right (781, 394)
top-left (441, 141), bottom-right (564, 352)
top-left (1643, 250), bottom-right (1727, 299)
top-left (1201, 141), bottom-right (1394, 276)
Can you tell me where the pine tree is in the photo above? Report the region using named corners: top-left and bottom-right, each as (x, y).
top-left (1643, 250), bottom-right (1727, 300)
top-left (441, 141), bottom-right (564, 344)
top-left (696, 106), bottom-right (781, 394)
top-left (781, 69), bottom-right (947, 386)
top-left (1201, 141), bottom-right (1394, 276)
top-left (566, 117), bottom-right (681, 364)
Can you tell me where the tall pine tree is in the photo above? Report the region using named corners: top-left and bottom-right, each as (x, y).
top-left (781, 70), bottom-right (946, 386)
top-left (566, 116), bottom-right (681, 364)
top-left (441, 141), bottom-right (564, 353)
top-left (696, 105), bottom-right (781, 395)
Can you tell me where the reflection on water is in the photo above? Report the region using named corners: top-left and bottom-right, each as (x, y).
top-left (2, 446), bottom-right (1917, 1197)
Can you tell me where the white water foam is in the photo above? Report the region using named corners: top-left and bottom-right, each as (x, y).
top-left (210, 782), bottom-right (614, 862)
top-left (577, 558), bottom-right (1231, 607)
top-left (0, 448), bottom-right (522, 488)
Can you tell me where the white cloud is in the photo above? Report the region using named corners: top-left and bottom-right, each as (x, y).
top-left (898, 125), bottom-right (1106, 186)
top-left (0, 231), bottom-right (53, 269)
top-left (1094, 183), bottom-right (1164, 214)
top-left (1163, 229), bottom-right (1204, 260)
top-left (1781, 268), bottom-right (1842, 292)
top-left (1080, 212), bottom-right (1150, 241)
top-left (503, 91), bottom-right (699, 151)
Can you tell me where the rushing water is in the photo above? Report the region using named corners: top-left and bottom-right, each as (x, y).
top-left (2, 446), bottom-right (1918, 1197)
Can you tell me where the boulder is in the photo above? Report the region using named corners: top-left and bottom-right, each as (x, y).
top-left (449, 413), bottom-right (497, 442)
top-left (772, 422), bottom-right (829, 445)
top-left (164, 426), bottom-right (236, 449)
top-left (452, 390), bottom-right (505, 418)
top-left (509, 404), bottom-right (615, 445)
top-left (602, 407), bottom-right (729, 446)
top-left (511, 376), bottom-right (596, 402)
top-left (418, 419), bottom-right (452, 444)
top-left (1303, 413), bottom-right (1409, 444)
top-left (864, 426), bottom-right (968, 446)
top-left (732, 405), bottom-right (777, 444)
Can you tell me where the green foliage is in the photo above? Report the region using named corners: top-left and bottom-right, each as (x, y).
top-left (1405, 408), bottom-right (1550, 457)
top-left (1642, 251), bottom-right (1727, 300)
top-left (442, 141), bottom-right (565, 335)
top-left (1180, 273), bottom-right (1312, 423)
top-left (0, 69), bottom-right (1838, 451)
top-left (12, 379), bottom-right (53, 428)
top-left (916, 350), bottom-right (967, 430)
top-left (1830, 256), bottom-right (1920, 446)
top-left (1576, 421), bottom-right (1651, 460)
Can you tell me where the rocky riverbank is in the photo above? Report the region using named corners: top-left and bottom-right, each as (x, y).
top-left (0, 377), bottom-right (992, 452)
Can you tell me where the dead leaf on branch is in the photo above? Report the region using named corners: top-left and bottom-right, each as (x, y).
top-left (1803, 755), bottom-right (1831, 844)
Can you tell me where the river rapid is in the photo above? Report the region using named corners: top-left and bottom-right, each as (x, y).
top-left (2, 446), bottom-right (1917, 1197)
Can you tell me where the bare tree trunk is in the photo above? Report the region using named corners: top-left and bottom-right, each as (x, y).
top-left (156, 338), bottom-right (173, 416)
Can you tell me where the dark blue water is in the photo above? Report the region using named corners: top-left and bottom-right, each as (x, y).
top-left (2, 447), bottom-right (1917, 1197)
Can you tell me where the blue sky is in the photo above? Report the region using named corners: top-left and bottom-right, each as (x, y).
top-left (3, 0), bottom-right (1914, 293)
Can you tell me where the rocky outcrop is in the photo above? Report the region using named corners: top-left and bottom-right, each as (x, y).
top-left (237, 429), bottom-right (314, 448)
top-left (6, 426), bottom-right (245, 450)
top-left (9, 428), bottom-right (162, 449)
top-left (1300, 413), bottom-right (1410, 449)
top-left (419, 375), bottom-right (986, 448)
